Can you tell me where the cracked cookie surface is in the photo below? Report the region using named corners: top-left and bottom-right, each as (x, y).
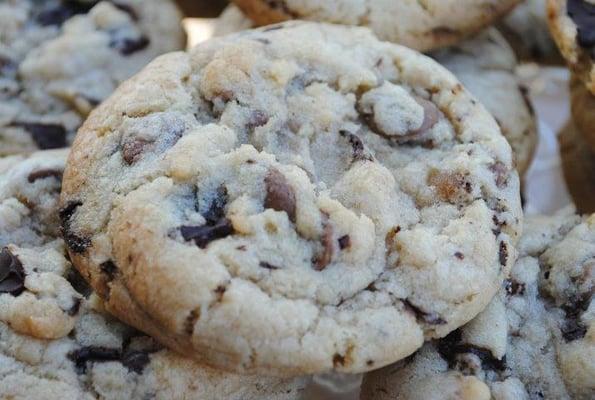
top-left (0, 0), bottom-right (185, 156)
top-left (61, 22), bottom-right (522, 375)
top-left (231, 0), bottom-right (521, 51)
top-left (548, 0), bottom-right (595, 94)
top-left (0, 151), bottom-right (308, 400)
top-left (361, 208), bottom-right (595, 400)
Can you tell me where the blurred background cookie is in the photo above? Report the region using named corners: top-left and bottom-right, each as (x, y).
top-left (175, 0), bottom-right (228, 17)
top-left (570, 73), bottom-right (595, 154)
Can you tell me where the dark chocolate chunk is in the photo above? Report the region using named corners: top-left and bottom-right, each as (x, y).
top-left (12, 123), bottom-right (67, 150)
top-left (110, 35), bottom-right (150, 56)
top-left (122, 138), bottom-right (151, 165)
top-left (66, 267), bottom-right (93, 298)
top-left (402, 299), bottom-right (446, 325)
top-left (259, 262), bottom-right (280, 270)
top-left (121, 350), bottom-right (150, 374)
top-left (332, 353), bottom-right (346, 367)
top-left (499, 241), bottom-right (508, 267)
top-left (67, 297), bottom-right (82, 316)
top-left (180, 219), bottom-right (234, 249)
top-left (264, 168), bottom-right (296, 223)
top-left (60, 201), bottom-right (91, 253)
top-left (0, 248), bottom-right (26, 296)
top-left (561, 294), bottom-right (591, 342)
top-left (504, 279), bottom-right (525, 296)
top-left (338, 235), bottom-right (351, 250)
top-left (567, 0), bottom-right (595, 52)
top-left (27, 169), bottom-right (63, 183)
top-left (68, 346), bottom-right (121, 374)
top-left (437, 329), bottom-right (507, 372)
top-left (340, 130), bottom-right (373, 162)
top-left (100, 260), bottom-right (118, 281)
top-left (454, 252), bottom-right (464, 260)
top-left (202, 186), bottom-right (228, 225)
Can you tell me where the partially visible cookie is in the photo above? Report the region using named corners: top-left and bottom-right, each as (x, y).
top-left (499, 0), bottom-right (562, 63)
top-left (232, 0), bottom-right (521, 51)
top-left (547, 0), bottom-right (595, 94)
top-left (0, 151), bottom-right (308, 400)
top-left (559, 120), bottom-right (595, 214)
top-left (432, 28), bottom-right (538, 178)
top-left (0, 0), bottom-right (185, 156)
top-left (361, 209), bottom-right (595, 400)
top-left (61, 22), bottom-right (522, 375)
top-left (570, 72), bottom-right (595, 154)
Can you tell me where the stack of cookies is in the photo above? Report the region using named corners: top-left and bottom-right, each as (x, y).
top-left (0, 1), bottom-right (593, 399)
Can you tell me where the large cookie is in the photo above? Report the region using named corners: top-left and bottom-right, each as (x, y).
top-left (61, 22), bottom-right (522, 375)
top-left (361, 208), bottom-right (595, 400)
top-left (215, 9), bottom-right (537, 180)
top-left (0, 0), bottom-right (185, 156)
top-left (0, 151), bottom-right (308, 400)
top-left (231, 0), bottom-right (521, 51)
top-left (547, 0), bottom-right (595, 94)
top-left (431, 28), bottom-right (538, 179)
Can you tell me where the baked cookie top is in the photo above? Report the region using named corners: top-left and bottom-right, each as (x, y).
top-left (361, 208), bottom-right (595, 400)
top-left (0, 0), bottom-right (185, 156)
top-left (548, 0), bottom-right (595, 94)
top-left (0, 151), bottom-right (308, 400)
top-left (61, 22), bottom-right (522, 375)
top-left (231, 0), bottom-right (521, 51)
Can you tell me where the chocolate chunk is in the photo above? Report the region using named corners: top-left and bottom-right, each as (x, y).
top-left (122, 138), bottom-right (151, 165)
top-left (67, 297), bottom-right (82, 316)
top-left (338, 235), bottom-right (351, 250)
top-left (60, 201), bottom-right (91, 253)
top-left (314, 219), bottom-right (334, 271)
top-left (27, 169), bottom-right (63, 183)
top-left (110, 35), bottom-right (150, 56)
top-left (184, 309), bottom-right (200, 335)
top-left (489, 162), bottom-right (508, 189)
top-left (454, 252), bottom-right (464, 260)
top-left (518, 85), bottom-right (535, 116)
top-left (0, 248), bottom-right (26, 296)
top-left (36, 0), bottom-right (96, 26)
top-left (12, 123), bottom-right (67, 150)
top-left (259, 261), bottom-right (280, 270)
top-left (264, 169), bottom-right (296, 223)
top-left (246, 110), bottom-right (269, 130)
top-left (567, 0), bottom-right (595, 51)
top-left (340, 130), bottom-right (373, 162)
top-left (201, 186), bottom-right (228, 225)
top-left (100, 260), bottom-right (118, 281)
top-left (403, 299), bottom-right (446, 325)
top-left (410, 97), bottom-right (440, 136)
top-left (561, 294), bottom-right (591, 342)
top-left (504, 279), bottom-right (525, 296)
top-left (438, 329), bottom-right (506, 372)
top-left (68, 346), bottom-right (121, 374)
top-left (332, 353), bottom-right (346, 367)
top-left (66, 267), bottom-right (92, 298)
top-left (499, 242), bottom-right (508, 267)
top-left (180, 219), bottom-right (234, 249)
top-left (121, 350), bottom-right (150, 374)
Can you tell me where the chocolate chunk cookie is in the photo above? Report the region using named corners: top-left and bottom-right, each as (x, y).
top-left (431, 28), bottom-right (538, 179)
top-left (548, 0), bottom-right (595, 94)
top-left (61, 22), bottom-right (522, 375)
top-left (0, 0), bottom-right (185, 156)
top-left (0, 151), bottom-right (308, 400)
top-left (361, 209), bottom-right (595, 400)
top-left (231, 0), bottom-right (521, 51)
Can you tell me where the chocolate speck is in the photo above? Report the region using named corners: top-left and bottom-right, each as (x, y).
top-left (338, 235), bottom-right (351, 250)
top-left (259, 261), bottom-right (280, 270)
top-left (314, 218), bottom-right (334, 271)
top-left (499, 242), bottom-right (508, 267)
top-left (122, 138), bottom-right (152, 165)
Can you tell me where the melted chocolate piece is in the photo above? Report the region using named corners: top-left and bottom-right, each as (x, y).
top-left (180, 219), bottom-right (234, 249)
top-left (0, 248), bottom-right (26, 296)
top-left (438, 329), bottom-right (507, 372)
top-left (403, 299), bottom-right (446, 325)
top-left (264, 168), bottom-right (296, 223)
top-left (27, 169), bottom-right (63, 183)
top-left (567, 0), bottom-right (595, 53)
top-left (12, 123), bottom-right (67, 150)
top-left (60, 201), bottom-right (91, 253)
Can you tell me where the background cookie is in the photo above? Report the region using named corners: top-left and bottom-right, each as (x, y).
top-left (232, 0), bottom-right (522, 51)
top-left (570, 72), bottom-right (595, 154)
top-left (361, 209), bottom-right (595, 400)
top-left (559, 120), bottom-right (595, 214)
top-left (499, 0), bottom-right (562, 63)
top-left (0, 151), bottom-right (308, 400)
top-left (547, 0), bottom-right (595, 94)
top-left (215, 11), bottom-right (537, 180)
top-left (61, 22), bottom-right (521, 375)
top-left (0, 0), bottom-right (185, 156)
top-left (431, 28), bottom-right (538, 179)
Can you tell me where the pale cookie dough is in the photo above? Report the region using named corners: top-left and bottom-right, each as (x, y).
top-left (0, 0), bottom-right (185, 156)
top-left (361, 208), bottom-right (595, 400)
top-left (232, 0), bottom-right (522, 51)
top-left (61, 22), bottom-right (522, 375)
top-left (547, 0), bottom-right (595, 94)
top-left (0, 151), bottom-right (308, 400)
